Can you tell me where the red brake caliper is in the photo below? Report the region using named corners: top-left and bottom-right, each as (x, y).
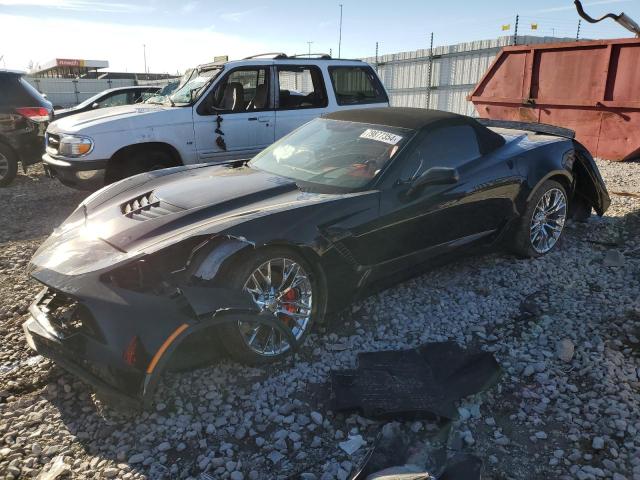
top-left (279, 288), bottom-right (299, 326)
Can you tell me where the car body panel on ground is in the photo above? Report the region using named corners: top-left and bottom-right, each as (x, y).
top-left (24, 107), bottom-right (610, 405)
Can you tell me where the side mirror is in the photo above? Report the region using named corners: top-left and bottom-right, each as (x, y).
top-left (407, 167), bottom-right (459, 196)
top-left (91, 102), bottom-right (100, 109)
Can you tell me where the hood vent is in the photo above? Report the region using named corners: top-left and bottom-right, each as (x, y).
top-left (121, 191), bottom-right (183, 221)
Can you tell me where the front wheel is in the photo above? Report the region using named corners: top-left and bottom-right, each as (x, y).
top-left (219, 247), bottom-right (323, 365)
top-left (510, 180), bottom-right (568, 257)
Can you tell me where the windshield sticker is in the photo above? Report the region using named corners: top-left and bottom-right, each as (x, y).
top-left (359, 129), bottom-right (403, 145)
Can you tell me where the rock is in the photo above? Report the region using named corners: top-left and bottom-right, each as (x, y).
top-left (103, 468), bottom-right (119, 478)
top-left (268, 451), bottom-right (284, 464)
top-left (127, 454), bottom-right (145, 464)
top-left (556, 339), bottom-right (575, 362)
top-left (603, 250), bottom-right (625, 267)
top-left (230, 471), bottom-right (244, 480)
top-left (339, 435), bottom-right (366, 455)
top-left (310, 412), bottom-right (323, 425)
top-left (157, 442), bottom-right (171, 452)
top-left (36, 456), bottom-right (69, 480)
top-left (592, 437), bottom-right (605, 449)
top-left (458, 407), bottom-right (471, 421)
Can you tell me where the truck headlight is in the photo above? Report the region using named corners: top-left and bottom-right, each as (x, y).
top-left (58, 135), bottom-right (94, 157)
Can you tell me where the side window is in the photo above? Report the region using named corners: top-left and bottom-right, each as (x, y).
top-left (200, 67), bottom-right (270, 115)
top-left (329, 66), bottom-right (388, 106)
top-left (97, 92), bottom-right (129, 108)
top-left (400, 125), bottom-right (481, 180)
top-left (277, 66), bottom-right (328, 110)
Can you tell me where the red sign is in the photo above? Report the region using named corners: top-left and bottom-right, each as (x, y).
top-left (56, 58), bottom-right (81, 67)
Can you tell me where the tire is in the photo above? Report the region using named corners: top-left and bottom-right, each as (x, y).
top-left (0, 144), bottom-right (18, 187)
top-left (217, 246), bottom-right (324, 365)
top-left (510, 180), bottom-right (568, 258)
top-left (107, 149), bottom-right (176, 184)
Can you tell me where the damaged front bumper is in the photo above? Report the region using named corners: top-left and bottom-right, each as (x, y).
top-left (23, 278), bottom-right (297, 408)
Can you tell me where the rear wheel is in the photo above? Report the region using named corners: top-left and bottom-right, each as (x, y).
top-left (511, 180), bottom-right (568, 257)
top-left (0, 144), bottom-right (18, 187)
top-left (220, 247), bottom-right (321, 365)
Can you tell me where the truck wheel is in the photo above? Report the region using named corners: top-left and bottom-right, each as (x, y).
top-left (107, 149), bottom-right (177, 183)
top-left (0, 144), bottom-right (18, 187)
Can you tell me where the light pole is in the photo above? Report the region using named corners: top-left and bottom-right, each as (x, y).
top-left (307, 41), bottom-right (313, 57)
top-left (338, 4), bottom-right (343, 58)
top-left (143, 44), bottom-right (147, 74)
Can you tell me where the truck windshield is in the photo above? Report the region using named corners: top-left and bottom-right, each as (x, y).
top-left (168, 68), bottom-right (222, 106)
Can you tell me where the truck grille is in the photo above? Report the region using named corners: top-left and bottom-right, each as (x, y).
top-left (46, 133), bottom-right (60, 155)
top-left (121, 191), bottom-right (183, 221)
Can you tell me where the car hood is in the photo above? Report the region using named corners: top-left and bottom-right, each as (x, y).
top-left (69, 163), bottom-right (363, 253)
top-left (47, 104), bottom-right (171, 134)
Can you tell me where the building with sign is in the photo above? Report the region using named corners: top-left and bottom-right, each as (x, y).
top-left (32, 58), bottom-right (109, 78)
top-left (31, 58), bottom-right (174, 81)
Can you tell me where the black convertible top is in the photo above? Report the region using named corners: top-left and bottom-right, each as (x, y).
top-left (324, 107), bottom-right (505, 154)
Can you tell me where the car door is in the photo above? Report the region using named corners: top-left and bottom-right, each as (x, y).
top-left (360, 124), bottom-right (518, 270)
top-left (193, 66), bottom-right (275, 162)
top-left (274, 64), bottom-right (329, 140)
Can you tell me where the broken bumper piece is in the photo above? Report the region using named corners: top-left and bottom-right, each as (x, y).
top-left (23, 282), bottom-right (297, 408)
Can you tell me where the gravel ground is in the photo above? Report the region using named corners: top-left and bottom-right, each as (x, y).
top-left (1, 162), bottom-right (639, 480)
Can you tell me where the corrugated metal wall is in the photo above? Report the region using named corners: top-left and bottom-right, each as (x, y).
top-left (362, 35), bottom-right (575, 116)
top-left (25, 78), bottom-right (136, 107)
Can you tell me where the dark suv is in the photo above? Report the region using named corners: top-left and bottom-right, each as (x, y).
top-left (0, 70), bottom-right (53, 186)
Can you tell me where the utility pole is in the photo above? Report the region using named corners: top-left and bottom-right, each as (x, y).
top-left (375, 42), bottom-right (379, 71)
top-left (576, 19), bottom-right (582, 40)
top-left (338, 4), bottom-right (343, 58)
top-left (307, 41), bottom-right (313, 57)
top-left (143, 44), bottom-right (147, 74)
top-left (329, 48), bottom-right (333, 57)
top-left (426, 32), bottom-right (434, 110)
top-left (513, 14), bottom-right (519, 46)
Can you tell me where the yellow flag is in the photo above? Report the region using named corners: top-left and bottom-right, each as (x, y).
top-left (502, 24), bottom-right (511, 31)
top-left (531, 23), bottom-right (538, 30)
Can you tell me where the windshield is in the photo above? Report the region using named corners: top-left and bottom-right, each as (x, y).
top-left (250, 118), bottom-right (413, 189)
top-left (168, 68), bottom-right (222, 105)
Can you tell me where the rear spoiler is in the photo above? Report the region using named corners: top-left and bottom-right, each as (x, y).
top-left (477, 119), bottom-right (576, 139)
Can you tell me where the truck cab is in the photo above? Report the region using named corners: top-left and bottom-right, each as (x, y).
top-left (43, 54), bottom-right (390, 190)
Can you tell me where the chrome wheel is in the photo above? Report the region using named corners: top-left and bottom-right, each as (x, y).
top-left (239, 258), bottom-right (313, 356)
top-left (0, 153), bottom-right (8, 180)
top-left (530, 187), bottom-right (567, 254)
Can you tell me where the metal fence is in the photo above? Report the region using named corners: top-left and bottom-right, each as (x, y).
top-left (24, 77), bottom-right (173, 108)
top-left (362, 35), bottom-right (576, 116)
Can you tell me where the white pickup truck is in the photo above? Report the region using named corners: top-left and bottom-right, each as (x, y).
top-left (43, 54), bottom-right (390, 190)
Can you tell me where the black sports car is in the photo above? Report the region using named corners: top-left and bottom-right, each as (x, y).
top-left (24, 108), bottom-right (610, 406)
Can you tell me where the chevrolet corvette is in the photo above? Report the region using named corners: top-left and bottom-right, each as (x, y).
top-left (23, 108), bottom-right (610, 406)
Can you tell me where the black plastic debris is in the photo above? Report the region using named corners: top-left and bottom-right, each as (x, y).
top-left (330, 341), bottom-right (500, 420)
top-left (350, 423), bottom-right (483, 480)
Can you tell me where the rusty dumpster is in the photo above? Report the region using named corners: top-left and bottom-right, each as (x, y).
top-left (469, 38), bottom-right (640, 161)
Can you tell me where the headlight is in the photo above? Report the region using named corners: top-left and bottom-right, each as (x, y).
top-left (58, 135), bottom-right (94, 157)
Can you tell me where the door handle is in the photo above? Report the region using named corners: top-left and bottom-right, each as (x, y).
top-left (248, 117), bottom-right (258, 121)
top-left (257, 117), bottom-right (270, 123)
